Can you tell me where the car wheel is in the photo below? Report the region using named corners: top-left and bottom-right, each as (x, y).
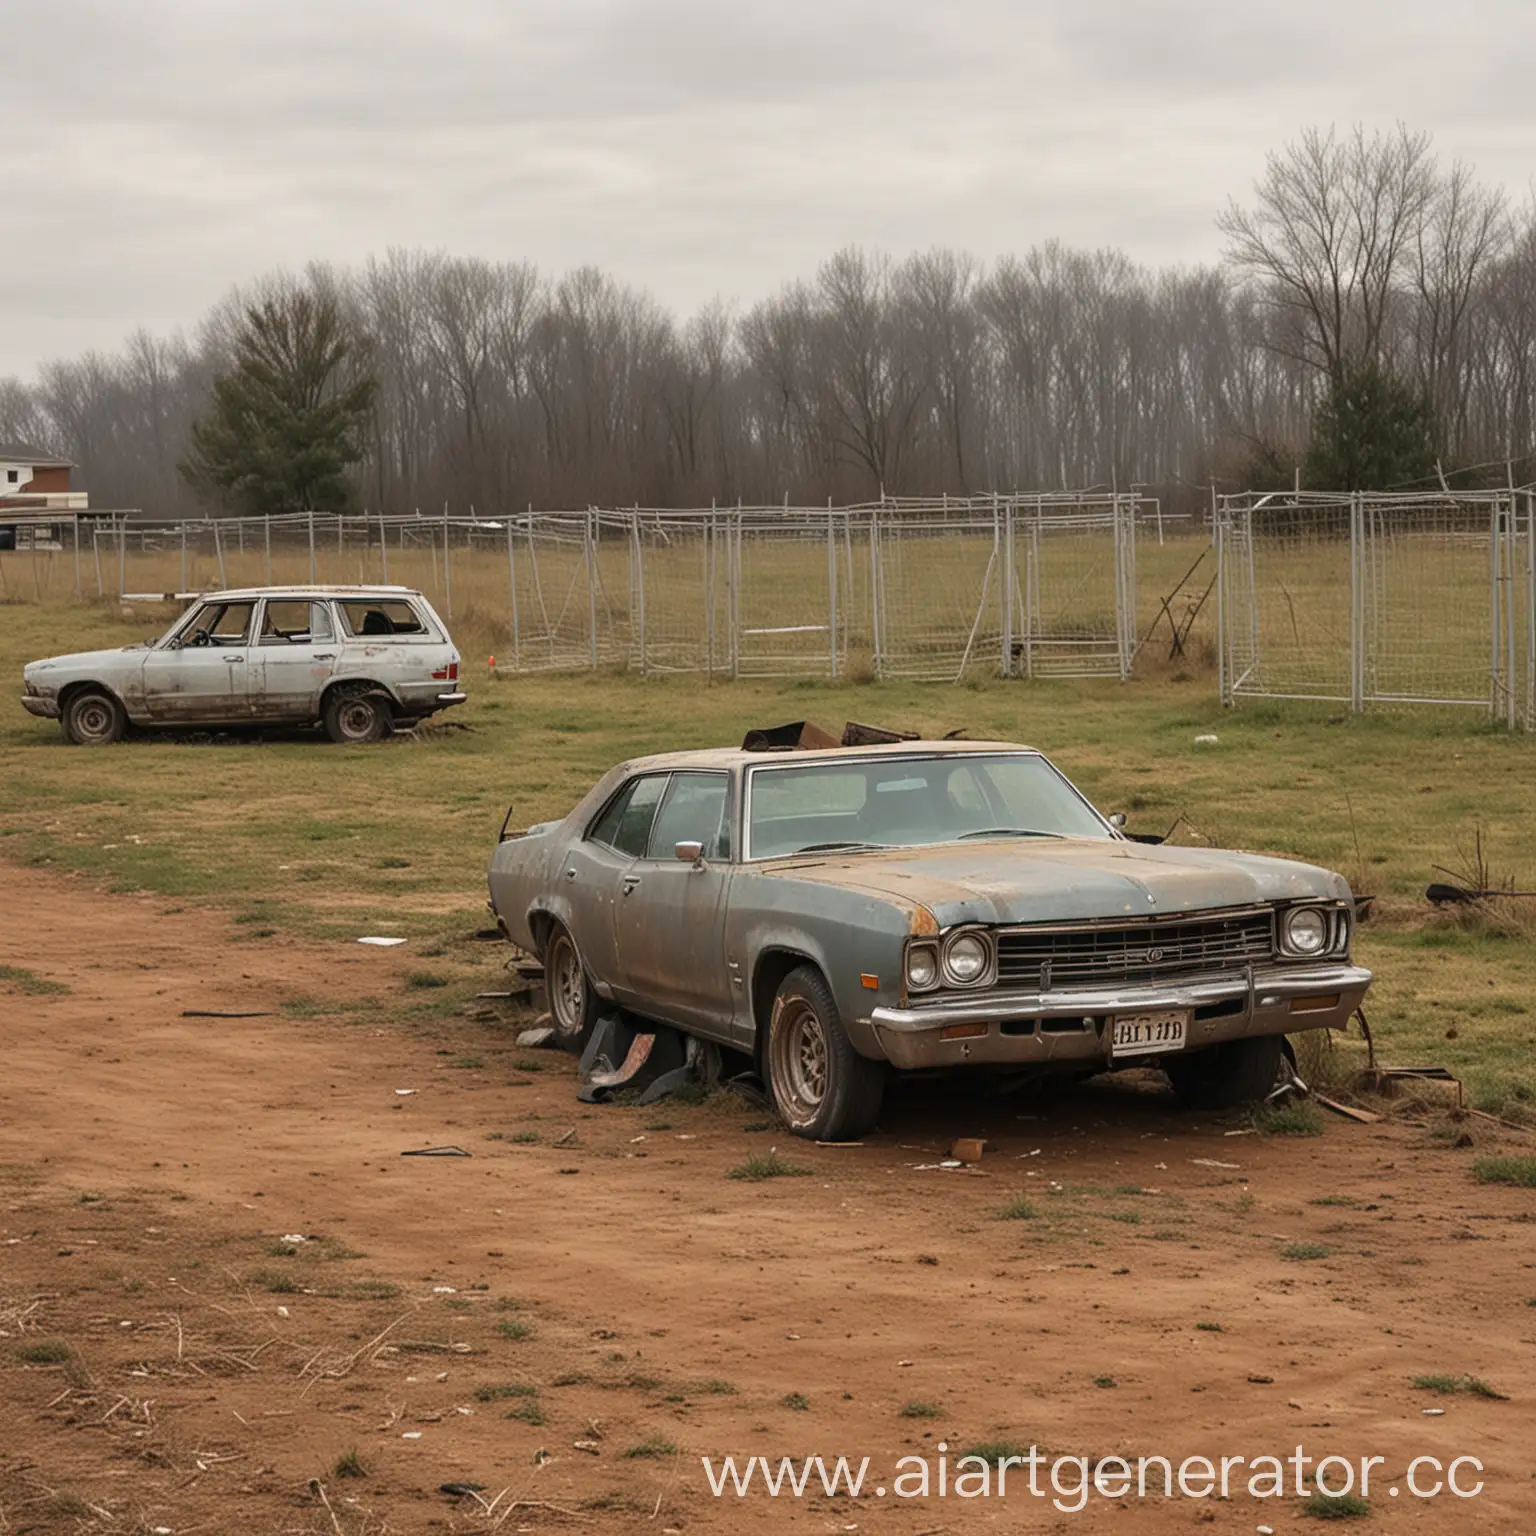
top-left (1163, 1034), bottom-right (1285, 1111)
top-left (767, 965), bottom-right (885, 1141)
top-left (62, 689), bottom-right (126, 746)
top-left (323, 689), bottom-right (390, 744)
top-left (543, 921), bottom-right (601, 1052)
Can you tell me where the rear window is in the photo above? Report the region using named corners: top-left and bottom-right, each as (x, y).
top-left (339, 599), bottom-right (429, 638)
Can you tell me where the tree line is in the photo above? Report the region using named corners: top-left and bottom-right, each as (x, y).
top-left (3, 126), bottom-right (1534, 517)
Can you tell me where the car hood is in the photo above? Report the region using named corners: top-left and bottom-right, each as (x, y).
top-left (25, 646), bottom-right (148, 677)
top-left (759, 838), bottom-right (1349, 926)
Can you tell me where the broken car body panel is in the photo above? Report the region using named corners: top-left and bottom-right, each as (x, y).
top-left (487, 741), bottom-right (1373, 1083)
top-left (21, 584), bottom-right (465, 734)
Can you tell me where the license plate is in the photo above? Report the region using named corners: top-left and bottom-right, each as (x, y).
top-left (1111, 1009), bottom-right (1189, 1058)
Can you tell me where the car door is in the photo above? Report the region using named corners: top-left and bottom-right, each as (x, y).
top-left (610, 770), bottom-right (736, 1037)
top-left (140, 599), bottom-right (256, 721)
top-left (251, 599), bottom-right (339, 720)
top-left (559, 772), bottom-right (671, 1003)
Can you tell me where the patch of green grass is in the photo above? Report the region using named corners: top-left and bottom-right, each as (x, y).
top-left (333, 1447), bottom-right (368, 1479)
top-left (451, 1055), bottom-right (484, 1069)
top-left (512, 1057), bottom-right (547, 1073)
top-left (475, 1382), bottom-right (539, 1402)
top-left (497, 1319), bottom-right (534, 1341)
top-left (1310, 1195), bottom-right (1358, 1207)
top-left (1282, 1243), bottom-right (1334, 1262)
top-left (899, 1400), bottom-right (941, 1418)
top-left (16, 1340), bottom-right (73, 1364)
top-left (644, 1120), bottom-right (674, 1132)
top-left (1253, 1100), bottom-right (1327, 1137)
top-left (625, 1435), bottom-right (679, 1459)
top-left (506, 1401), bottom-right (546, 1425)
top-left (264, 1240), bottom-right (300, 1257)
top-left (1195, 1321), bottom-right (1224, 1332)
top-left (1411, 1373), bottom-right (1507, 1399)
top-left (345, 1280), bottom-right (400, 1301)
top-left (1094, 1375), bottom-right (1118, 1388)
top-left (741, 1120), bottom-right (773, 1132)
top-left (782, 1392), bottom-right (810, 1411)
top-left (1472, 1155), bottom-right (1536, 1187)
top-left (963, 1441), bottom-right (1030, 1464)
top-left (249, 1268), bottom-right (300, 1293)
top-left (1303, 1490), bottom-right (1370, 1519)
top-left (691, 1378), bottom-right (737, 1395)
top-left (1107, 1210), bottom-right (1142, 1224)
top-left (728, 1152), bottom-right (811, 1181)
top-left (509, 1130), bottom-right (540, 1143)
top-left (405, 971), bottom-right (450, 990)
top-left (0, 963), bottom-right (70, 996)
top-left (995, 1194), bottom-right (1039, 1220)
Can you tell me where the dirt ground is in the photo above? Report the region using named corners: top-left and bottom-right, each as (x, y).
top-left (2, 865), bottom-right (1533, 1534)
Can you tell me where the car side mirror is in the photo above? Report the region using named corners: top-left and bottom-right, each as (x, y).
top-left (1108, 812), bottom-right (1127, 830)
top-left (674, 840), bottom-right (704, 865)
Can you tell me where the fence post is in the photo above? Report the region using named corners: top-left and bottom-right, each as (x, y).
top-left (505, 514), bottom-right (519, 670)
top-left (307, 511), bottom-right (316, 584)
top-left (729, 504), bottom-right (741, 679)
top-left (1349, 493), bottom-right (1365, 713)
top-left (633, 507), bottom-right (647, 674)
top-left (92, 523), bottom-right (103, 597)
top-left (706, 501), bottom-right (717, 678)
top-left (379, 510), bottom-right (389, 583)
top-left (443, 505), bottom-right (453, 618)
top-left (827, 500), bottom-right (838, 678)
top-left (586, 509), bottom-right (599, 669)
top-left (869, 504), bottom-right (882, 679)
top-left (1000, 492), bottom-right (1014, 677)
top-left (1525, 488), bottom-right (1535, 732)
top-left (1215, 493), bottom-right (1226, 705)
top-left (179, 524), bottom-right (187, 591)
top-left (213, 517), bottom-right (227, 588)
top-left (73, 516), bottom-right (82, 600)
top-left (117, 516), bottom-right (126, 597)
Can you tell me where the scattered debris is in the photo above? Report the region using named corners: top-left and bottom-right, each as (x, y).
top-left (1191, 1158), bottom-right (1241, 1170)
top-left (1358, 1065), bottom-right (1464, 1107)
top-left (394, 1089), bottom-right (416, 1096)
top-left (358, 936), bottom-right (407, 947)
top-left (1194, 733), bottom-right (1219, 745)
top-left (949, 1137), bottom-right (987, 1164)
top-left (517, 1027), bottom-right (557, 1048)
top-left (1314, 1094), bottom-right (1381, 1124)
top-left (181, 1009), bottom-right (274, 1019)
top-left (400, 1146), bottom-right (471, 1158)
top-left (441, 1483), bottom-right (487, 1497)
top-left (552, 1128), bottom-right (577, 1148)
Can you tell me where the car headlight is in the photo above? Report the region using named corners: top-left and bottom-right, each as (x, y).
top-left (941, 930), bottom-right (993, 988)
top-left (1282, 906), bottom-right (1329, 956)
top-left (905, 943), bottom-right (939, 992)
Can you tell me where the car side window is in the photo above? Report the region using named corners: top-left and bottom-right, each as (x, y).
top-left (588, 775), bottom-right (669, 858)
top-left (260, 600), bottom-right (334, 645)
top-left (339, 599), bottom-right (428, 638)
top-left (646, 772), bottom-right (730, 861)
top-left (183, 601), bottom-right (254, 646)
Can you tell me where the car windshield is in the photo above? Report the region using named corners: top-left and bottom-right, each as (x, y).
top-left (747, 753), bottom-right (1111, 858)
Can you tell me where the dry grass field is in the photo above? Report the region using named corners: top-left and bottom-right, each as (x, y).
top-left (2, 596), bottom-right (1535, 1532)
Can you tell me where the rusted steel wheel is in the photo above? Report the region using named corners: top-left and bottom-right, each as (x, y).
top-left (767, 964), bottom-right (884, 1142)
top-left (324, 688), bottom-right (390, 744)
top-left (544, 921), bottom-right (600, 1052)
top-left (62, 688), bottom-right (126, 746)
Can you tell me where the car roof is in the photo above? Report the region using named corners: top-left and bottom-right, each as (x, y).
top-left (614, 740), bottom-right (1041, 773)
top-left (195, 585), bottom-right (424, 601)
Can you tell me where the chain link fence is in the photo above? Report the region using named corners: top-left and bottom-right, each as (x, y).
top-left (10, 495), bottom-right (1145, 683)
top-left (1218, 490), bottom-right (1535, 729)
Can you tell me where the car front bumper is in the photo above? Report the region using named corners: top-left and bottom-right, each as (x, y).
top-left (21, 693), bottom-right (60, 719)
top-left (865, 964), bottom-right (1373, 1070)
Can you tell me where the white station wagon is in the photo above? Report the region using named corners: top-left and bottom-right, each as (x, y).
top-left (21, 585), bottom-right (465, 745)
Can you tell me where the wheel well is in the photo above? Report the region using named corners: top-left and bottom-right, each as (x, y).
top-left (321, 678), bottom-right (394, 711)
top-left (527, 909), bottom-right (557, 958)
top-left (57, 680), bottom-right (123, 713)
top-left (750, 947), bottom-right (820, 1069)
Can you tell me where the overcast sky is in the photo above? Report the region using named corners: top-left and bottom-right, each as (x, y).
top-left (3, 0), bottom-right (1532, 377)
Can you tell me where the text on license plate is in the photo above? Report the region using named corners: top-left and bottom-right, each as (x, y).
top-left (1111, 1009), bottom-right (1190, 1058)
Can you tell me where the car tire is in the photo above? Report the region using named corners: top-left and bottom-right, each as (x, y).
top-left (543, 921), bottom-right (602, 1053)
top-left (1163, 1034), bottom-right (1285, 1111)
top-left (767, 964), bottom-right (885, 1142)
top-left (61, 689), bottom-right (126, 746)
top-left (323, 688), bottom-right (390, 744)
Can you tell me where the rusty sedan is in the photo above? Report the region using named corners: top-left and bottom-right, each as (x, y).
top-left (487, 740), bottom-right (1371, 1141)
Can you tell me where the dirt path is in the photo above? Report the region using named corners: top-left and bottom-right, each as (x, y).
top-left (1, 865), bottom-right (1531, 1533)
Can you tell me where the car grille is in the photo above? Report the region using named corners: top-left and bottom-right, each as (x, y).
top-left (994, 907), bottom-right (1275, 991)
